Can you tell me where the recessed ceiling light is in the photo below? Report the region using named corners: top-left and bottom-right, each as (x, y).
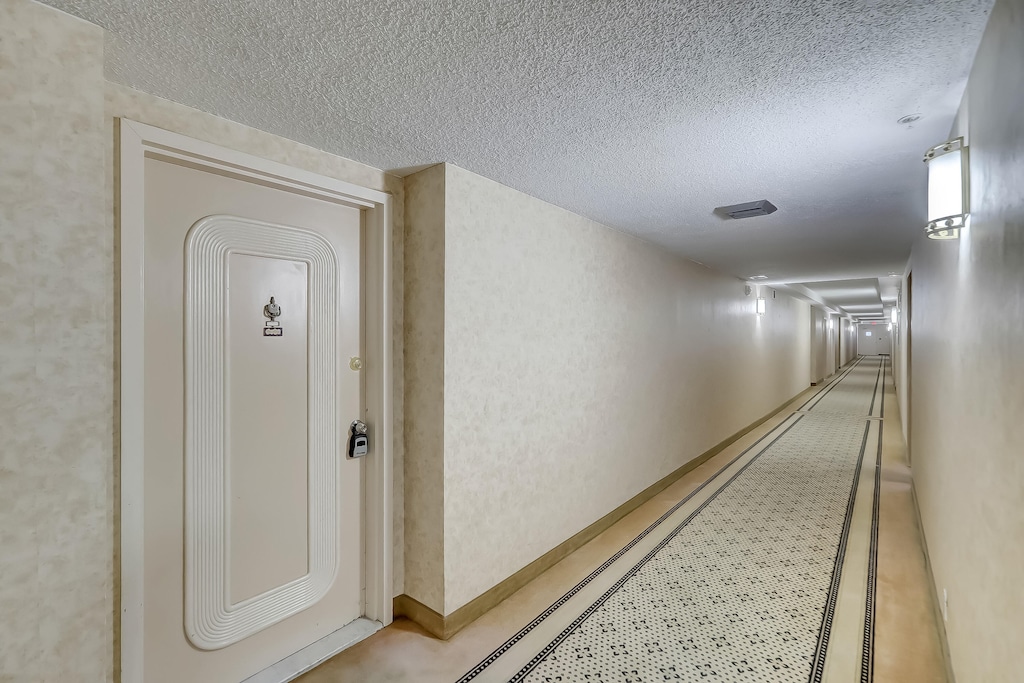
top-left (898, 113), bottom-right (923, 125)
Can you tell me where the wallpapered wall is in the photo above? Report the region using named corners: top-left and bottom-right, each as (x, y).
top-left (405, 164), bottom-right (812, 615)
top-left (1, 2), bottom-right (110, 680)
top-left (402, 163), bottom-right (447, 611)
top-left (902, 0), bottom-right (1024, 679)
top-left (0, 1), bottom-right (405, 679)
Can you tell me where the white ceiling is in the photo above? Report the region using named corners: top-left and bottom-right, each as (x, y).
top-left (43, 0), bottom-right (993, 285)
top-left (779, 277), bottom-right (901, 322)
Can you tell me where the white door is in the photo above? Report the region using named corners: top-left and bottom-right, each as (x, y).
top-left (858, 325), bottom-right (890, 355)
top-left (141, 153), bottom-right (363, 682)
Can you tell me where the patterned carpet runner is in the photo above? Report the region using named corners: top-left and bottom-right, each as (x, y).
top-left (458, 356), bottom-right (886, 683)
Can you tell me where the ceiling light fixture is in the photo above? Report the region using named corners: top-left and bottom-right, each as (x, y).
top-left (749, 275), bottom-right (768, 280)
top-left (924, 137), bottom-right (969, 240)
top-left (756, 297), bottom-right (766, 316)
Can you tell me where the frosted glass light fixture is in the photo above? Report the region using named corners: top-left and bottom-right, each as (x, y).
top-left (756, 297), bottom-right (766, 316)
top-left (923, 137), bottom-right (969, 240)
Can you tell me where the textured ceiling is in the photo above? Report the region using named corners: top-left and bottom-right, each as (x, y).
top-left (42, 0), bottom-right (993, 284)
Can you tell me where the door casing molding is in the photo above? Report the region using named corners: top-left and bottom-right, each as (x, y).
top-left (118, 119), bottom-right (394, 682)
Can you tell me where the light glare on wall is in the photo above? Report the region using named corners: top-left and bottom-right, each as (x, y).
top-left (891, 308), bottom-right (899, 324)
top-left (756, 297), bottom-right (766, 316)
top-left (923, 137), bottom-right (969, 240)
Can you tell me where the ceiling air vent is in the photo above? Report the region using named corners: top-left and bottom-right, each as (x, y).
top-left (717, 200), bottom-right (778, 220)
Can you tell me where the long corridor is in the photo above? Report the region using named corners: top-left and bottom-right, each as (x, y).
top-left (300, 359), bottom-right (947, 683)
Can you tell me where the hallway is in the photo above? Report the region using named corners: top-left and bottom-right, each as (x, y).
top-left (4, 0), bottom-right (1022, 680)
top-left (298, 357), bottom-right (946, 682)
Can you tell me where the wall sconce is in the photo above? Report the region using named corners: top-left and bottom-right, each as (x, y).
top-left (756, 297), bottom-right (766, 316)
top-left (891, 308), bottom-right (899, 324)
top-left (923, 137), bottom-right (969, 240)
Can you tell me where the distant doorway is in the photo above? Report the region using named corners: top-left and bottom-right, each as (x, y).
top-left (858, 324), bottom-right (890, 355)
top-left (834, 316), bottom-right (841, 370)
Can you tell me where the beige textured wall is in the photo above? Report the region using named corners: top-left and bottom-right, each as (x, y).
top-left (403, 164), bottom-right (812, 614)
top-left (906, 0), bottom-right (1024, 679)
top-left (0, 2), bottom-right (112, 680)
top-left (1, 2), bottom-right (407, 679)
top-left (402, 164), bottom-right (447, 613)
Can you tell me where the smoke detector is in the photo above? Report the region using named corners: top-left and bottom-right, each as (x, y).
top-left (717, 200), bottom-right (778, 220)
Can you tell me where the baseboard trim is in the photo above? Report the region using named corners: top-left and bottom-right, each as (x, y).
top-left (392, 594), bottom-right (448, 639)
top-left (909, 481), bottom-right (958, 683)
top-left (394, 387), bottom-right (814, 640)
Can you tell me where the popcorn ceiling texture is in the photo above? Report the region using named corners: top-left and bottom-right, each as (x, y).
top-left (40, 0), bottom-right (994, 283)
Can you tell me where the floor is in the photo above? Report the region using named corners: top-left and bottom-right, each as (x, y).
top-left (298, 357), bottom-right (947, 683)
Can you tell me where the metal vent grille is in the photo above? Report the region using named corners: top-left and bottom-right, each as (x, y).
top-left (716, 200), bottom-right (778, 219)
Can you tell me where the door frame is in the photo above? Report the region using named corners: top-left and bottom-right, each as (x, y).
top-left (906, 270), bottom-right (913, 462)
top-left (833, 315), bottom-right (840, 371)
top-left (118, 120), bottom-right (394, 681)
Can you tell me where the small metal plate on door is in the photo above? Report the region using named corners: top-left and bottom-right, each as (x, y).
top-left (263, 296), bottom-right (283, 336)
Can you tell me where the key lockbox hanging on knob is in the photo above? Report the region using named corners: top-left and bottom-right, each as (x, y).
top-left (348, 420), bottom-right (369, 458)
